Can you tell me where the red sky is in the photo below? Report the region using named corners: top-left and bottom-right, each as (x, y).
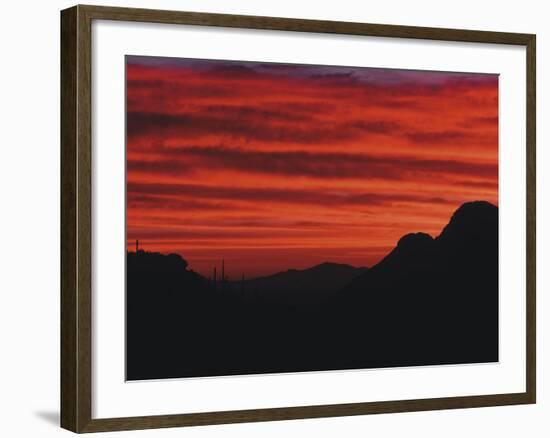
top-left (126, 56), bottom-right (498, 279)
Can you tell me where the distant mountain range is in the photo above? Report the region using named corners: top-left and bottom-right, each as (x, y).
top-left (235, 262), bottom-right (368, 308)
top-left (126, 201), bottom-right (498, 380)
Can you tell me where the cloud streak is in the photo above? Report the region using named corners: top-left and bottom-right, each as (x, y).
top-left (128, 146), bottom-right (498, 180)
top-left (128, 181), bottom-right (456, 208)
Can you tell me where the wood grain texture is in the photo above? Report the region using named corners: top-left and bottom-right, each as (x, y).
top-left (80, 393), bottom-right (533, 433)
top-left (79, 4), bottom-right (534, 44)
top-left (60, 4), bottom-right (536, 433)
top-left (60, 5), bottom-right (78, 432)
top-left (525, 34), bottom-right (536, 403)
top-left (61, 5), bottom-right (93, 432)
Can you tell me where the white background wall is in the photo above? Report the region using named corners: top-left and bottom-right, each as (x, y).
top-left (0, 0), bottom-right (546, 436)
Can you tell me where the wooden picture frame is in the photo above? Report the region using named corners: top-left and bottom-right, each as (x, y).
top-left (61, 4), bottom-right (536, 433)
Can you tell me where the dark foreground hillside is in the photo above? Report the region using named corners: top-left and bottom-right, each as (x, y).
top-left (127, 201), bottom-right (498, 380)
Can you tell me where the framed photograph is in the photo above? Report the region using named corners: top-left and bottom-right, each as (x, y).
top-left (60, 5), bottom-right (536, 433)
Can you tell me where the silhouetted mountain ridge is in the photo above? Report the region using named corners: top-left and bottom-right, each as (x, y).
top-left (126, 200), bottom-right (499, 380)
top-left (347, 200), bottom-right (497, 283)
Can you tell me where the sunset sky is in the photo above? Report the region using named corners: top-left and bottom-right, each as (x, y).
top-left (126, 55), bottom-right (498, 278)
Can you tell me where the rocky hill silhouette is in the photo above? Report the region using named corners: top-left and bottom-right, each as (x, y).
top-left (338, 201), bottom-right (498, 368)
top-left (126, 201), bottom-right (498, 380)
